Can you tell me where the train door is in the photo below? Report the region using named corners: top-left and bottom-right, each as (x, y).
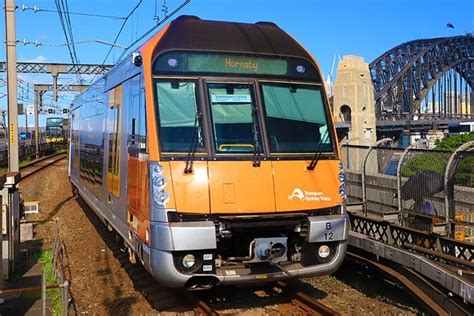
top-left (126, 75), bottom-right (149, 240)
top-left (106, 85), bottom-right (122, 202)
top-left (205, 82), bottom-right (275, 214)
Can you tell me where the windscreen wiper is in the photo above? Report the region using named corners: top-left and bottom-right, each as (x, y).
top-left (251, 107), bottom-right (261, 167)
top-left (307, 130), bottom-right (329, 171)
top-left (184, 112), bottom-right (202, 174)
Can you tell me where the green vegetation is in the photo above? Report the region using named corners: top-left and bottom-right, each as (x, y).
top-left (19, 155), bottom-right (34, 167)
top-left (434, 132), bottom-right (474, 150)
top-left (38, 250), bottom-right (62, 315)
top-left (400, 152), bottom-right (449, 177)
top-left (400, 132), bottom-right (474, 187)
top-left (54, 148), bottom-right (68, 155)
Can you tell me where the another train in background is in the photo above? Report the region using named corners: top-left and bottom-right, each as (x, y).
top-left (46, 117), bottom-right (68, 143)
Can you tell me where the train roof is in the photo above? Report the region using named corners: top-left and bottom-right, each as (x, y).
top-left (150, 15), bottom-right (313, 62)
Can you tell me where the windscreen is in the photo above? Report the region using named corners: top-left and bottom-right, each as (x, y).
top-left (46, 118), bottom-right (63, 130)
top-left (155, 80), bottom-right (204, 153)
top-left (208, 83), bottom-right (262, 154)
top-left (261, 83), bottom-right (333, 154)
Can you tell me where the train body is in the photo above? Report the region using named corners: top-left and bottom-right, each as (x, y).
top-left (69, 16), bottom-right (348, 289)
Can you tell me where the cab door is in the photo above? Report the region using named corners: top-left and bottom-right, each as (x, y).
top-left (206, 82), bottom-right (275, 214)
top-left (155, 79), bottom-right (210, 214)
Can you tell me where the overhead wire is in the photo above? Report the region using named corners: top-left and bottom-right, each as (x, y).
top-left (20, 5), bottom-right (126, 20)
top-left (118, 0), bottom-right (191, 61)
top-left (101, 0), bottom-right (143, 66)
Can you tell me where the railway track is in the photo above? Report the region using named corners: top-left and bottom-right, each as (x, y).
top-left (192, 281), bottom-right (340, 315)
top-left (346, 250), bottom-right (473, 316)
top-left (18, 152), bottom-right (68, 180)
top-left (77, 194), bottom-right (342, 314)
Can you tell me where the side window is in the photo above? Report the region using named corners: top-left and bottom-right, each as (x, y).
top-left (106, 85), bottom-right (122, 197)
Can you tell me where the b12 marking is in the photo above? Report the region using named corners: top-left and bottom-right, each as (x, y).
top-left (324, 222), bottom-right (334, 240)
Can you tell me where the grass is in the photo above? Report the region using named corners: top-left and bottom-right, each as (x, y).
top-left (19, 155), bottom-right (34, 167)
top-left (38, 250), bottom-right (63, 316)
top-left (54, 148), bottom-right (68, 155)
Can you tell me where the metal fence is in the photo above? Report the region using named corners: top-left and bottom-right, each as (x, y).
top-left (0, 140), bottom-right (66, 167)
top-left (43, 220), bottom-right (70, 315)
top-left (341, 140), bottom-right (474, 241)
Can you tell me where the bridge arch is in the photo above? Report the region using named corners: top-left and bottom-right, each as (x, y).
top-left (370, 35), bottom-right (474, 120)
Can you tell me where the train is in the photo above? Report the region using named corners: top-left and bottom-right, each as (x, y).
top-left (69, 16), bottom-right (348, 290)
top-left (46, 117), bottom-right (68, 142)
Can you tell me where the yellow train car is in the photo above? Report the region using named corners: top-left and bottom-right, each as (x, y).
top-left (69, 16), bottom-right (348, 289)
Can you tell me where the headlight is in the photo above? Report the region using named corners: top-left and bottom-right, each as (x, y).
top-left (318, 245), bottom-right (331, 259)
top-left (182, 254), bottom-right (196, 268)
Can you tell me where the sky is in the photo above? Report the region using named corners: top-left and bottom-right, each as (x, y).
top-left (0, 0), bottom-right (472, 128)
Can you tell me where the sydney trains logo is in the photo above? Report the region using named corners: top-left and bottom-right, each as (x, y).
top-left (288, 187), bottom-right (332, 202)
top-left (288, 188), bottom-right (305, 201)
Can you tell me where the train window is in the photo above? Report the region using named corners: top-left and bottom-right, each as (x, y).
top-left (156, 80), bottom-right (204, 153)
top-left (260, 83), bottom-right (333, 154)
top-left (106, 85), bottom-right (122, 197)
top-left (208, 83), bottom-right (262, 154)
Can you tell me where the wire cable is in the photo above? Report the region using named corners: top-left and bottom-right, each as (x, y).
top-left (20, 5), bottom-right (126, 20)
top-left (101, 0), bottom-right (142, 65)
top-left (118, 0), bottom-right (191, 61)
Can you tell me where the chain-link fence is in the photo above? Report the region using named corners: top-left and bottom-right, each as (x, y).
top-left (342, 140), bottom-right (474, 241)
top-left (397, 146), bottom-right (451, 232)
top-left (341, 143), bottom-right (404, 216)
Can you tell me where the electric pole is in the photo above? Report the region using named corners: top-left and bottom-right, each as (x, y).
top-left (3, 0), bottom-right (21, 284)
top-left (5, 0), bottom-right (19, 172)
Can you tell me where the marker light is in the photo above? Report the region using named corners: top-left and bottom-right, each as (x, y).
top-left (150, 161), bottom-right (169, 208)
top-left (154, 189), bottom-right (170, 205)
top-left (152, 175), bottom-right (167, 189)
top-left (339, 186), bottom-right (346, 199)
top-left (318, 245), bottom-right (331, 259)
top-left (168, 58), bottom-right (178, 67)
top-left (296, 65), bottom-right (306, 73)
top-left (182, 254), bottom-right (196, 268)
top-left (339, 172), bottom-right (346, 183)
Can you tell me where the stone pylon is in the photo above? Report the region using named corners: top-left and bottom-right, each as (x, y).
top-left (333, 55), bottom-right (377, 172)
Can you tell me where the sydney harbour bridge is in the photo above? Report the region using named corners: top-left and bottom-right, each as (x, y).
top-left (370, 34), bottom-right (473, 122)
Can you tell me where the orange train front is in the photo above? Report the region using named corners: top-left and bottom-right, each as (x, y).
top-left (69, 16), bottom-right (348, 289)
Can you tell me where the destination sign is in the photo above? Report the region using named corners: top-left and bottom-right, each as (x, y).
top-left (153, 51), bottom-right (321, 81)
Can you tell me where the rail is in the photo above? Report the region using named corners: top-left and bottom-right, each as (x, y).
top-left (346, 251), bottom-right (468, 315)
